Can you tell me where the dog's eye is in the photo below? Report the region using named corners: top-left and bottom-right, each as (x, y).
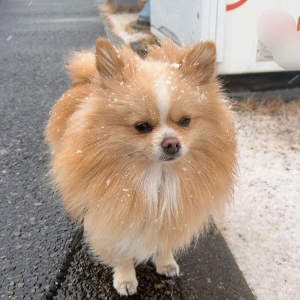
top-left (135, 122), bottom-right (153, 133)
top-left (178, 117), bottom-right (190, 127)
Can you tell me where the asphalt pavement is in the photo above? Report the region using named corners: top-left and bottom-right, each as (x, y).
top-left (0, 0), bottom-right (105, 299)
top-left (0, 1), bottom-right (255, 299)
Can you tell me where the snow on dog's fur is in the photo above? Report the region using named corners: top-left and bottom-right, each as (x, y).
top-left (46, 39), bottom-right (237, 296)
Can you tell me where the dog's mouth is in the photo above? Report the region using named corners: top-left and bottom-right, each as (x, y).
top-left (159, 153), bottom-right (181, 162)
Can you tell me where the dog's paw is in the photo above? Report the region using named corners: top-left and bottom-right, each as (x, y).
top-left (113, 279), bottom-right (138, 296)
top-left (156, 263), bottom-right (180, 277)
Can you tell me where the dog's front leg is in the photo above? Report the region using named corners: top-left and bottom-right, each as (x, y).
top-left (153, 249), bottom-right (180, 277)
top-left (113, 257), bottom-right (138, 296)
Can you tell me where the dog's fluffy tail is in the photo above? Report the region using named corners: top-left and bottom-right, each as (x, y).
top-left (66, 51), bottom-right (97, 85)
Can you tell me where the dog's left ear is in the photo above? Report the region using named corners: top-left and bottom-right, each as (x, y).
top-left (95, 38), bottom-right (124, 79)
top-left (180, 41), bottom-right (217, 85)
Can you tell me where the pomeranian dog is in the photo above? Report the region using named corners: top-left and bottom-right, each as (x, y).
top-left (46, 38), bottom-right (237, 296)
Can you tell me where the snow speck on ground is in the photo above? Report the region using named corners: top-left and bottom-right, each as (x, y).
top-left (218, 101), bottom-right (300, 300)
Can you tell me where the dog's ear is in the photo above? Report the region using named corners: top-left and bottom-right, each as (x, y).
top-left (95, 39), bottom-right (124, 79)
top-left (180, 41), bottom-right (217, 85)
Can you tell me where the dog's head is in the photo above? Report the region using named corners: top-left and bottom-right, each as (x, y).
top-left (86, 39), bottom-right (234, 168)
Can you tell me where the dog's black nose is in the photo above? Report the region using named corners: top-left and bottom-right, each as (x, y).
top-left (162, 138), bottom-right (181, 155)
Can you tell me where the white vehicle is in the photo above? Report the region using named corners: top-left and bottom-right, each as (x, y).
top-left (151, 0), bottom-right (300, 74)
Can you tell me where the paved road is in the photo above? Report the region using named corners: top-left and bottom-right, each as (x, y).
top-left (0, 0), bottom-right (105, 299)
top-left (0, 1), bottom-right (255, 299)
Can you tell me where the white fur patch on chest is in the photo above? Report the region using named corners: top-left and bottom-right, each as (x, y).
top-left (141, 163), bottom-right (180, 215)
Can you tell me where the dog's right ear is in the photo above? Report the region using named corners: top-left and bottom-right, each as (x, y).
top-left (95, 39), bottom-right (124, 79)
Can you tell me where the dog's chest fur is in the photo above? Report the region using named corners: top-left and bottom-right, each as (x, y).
top-left (141, 163), bottom-right (180, 214)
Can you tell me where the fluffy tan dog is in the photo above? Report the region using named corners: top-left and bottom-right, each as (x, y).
top-left (46, 38), bottom-right (237, 296)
